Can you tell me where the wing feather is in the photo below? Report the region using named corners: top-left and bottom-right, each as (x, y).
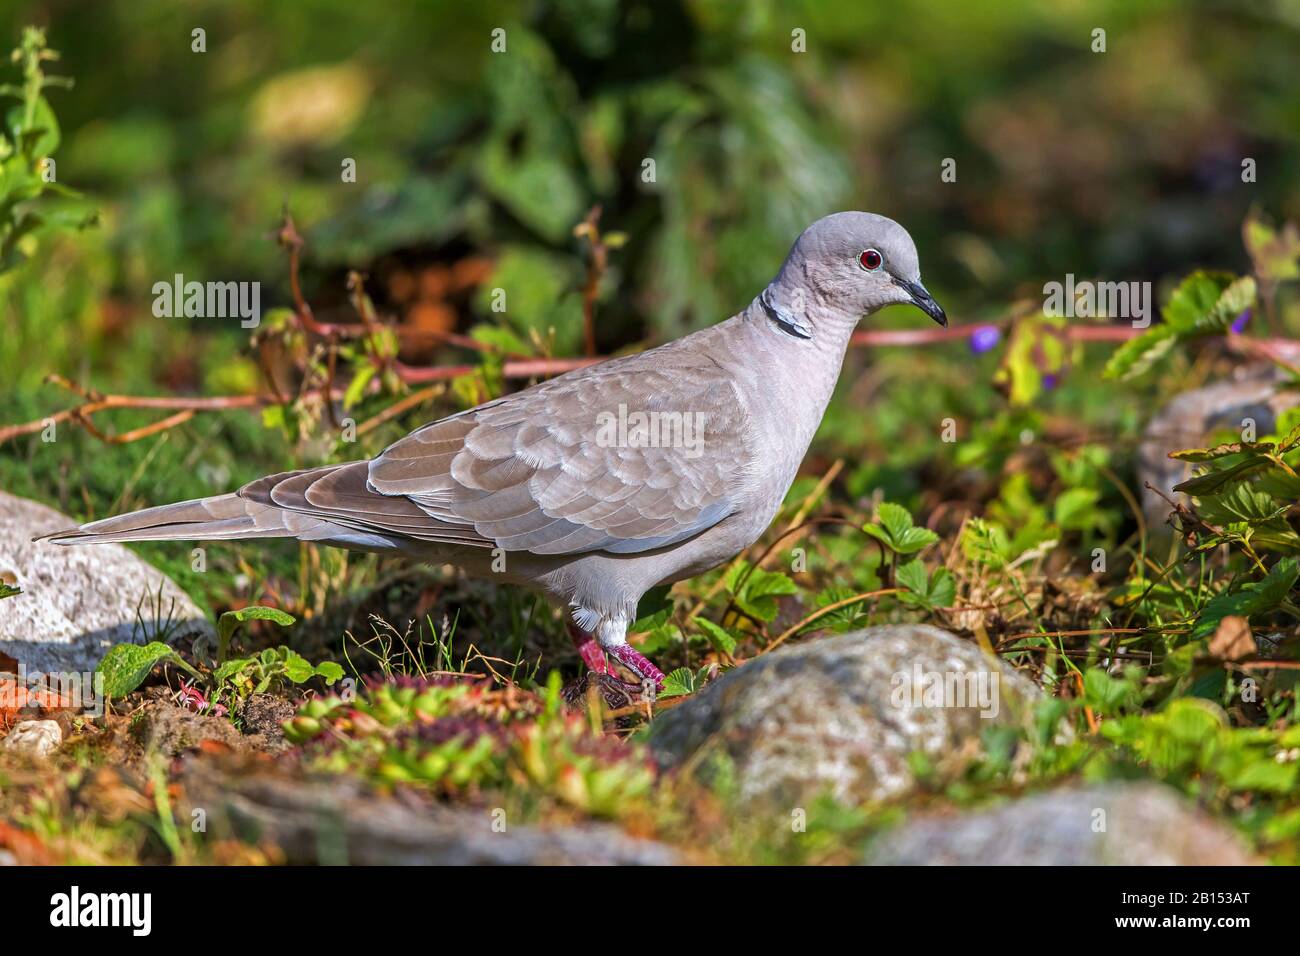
top-left (223, 351), bottom-right (747, 556)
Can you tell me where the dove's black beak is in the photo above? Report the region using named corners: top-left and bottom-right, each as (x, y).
top-left (894, 277), bottom-right (947, 327)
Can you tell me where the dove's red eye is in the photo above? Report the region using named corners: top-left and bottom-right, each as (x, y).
top-left (859, 248), bottom-right (883, 271)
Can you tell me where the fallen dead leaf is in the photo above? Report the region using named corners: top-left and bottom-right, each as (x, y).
top-left (1209, 615), bottom-right (1256, 662)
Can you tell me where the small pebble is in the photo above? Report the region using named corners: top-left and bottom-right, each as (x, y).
top-left (2, 719), bottom-right (63, 757)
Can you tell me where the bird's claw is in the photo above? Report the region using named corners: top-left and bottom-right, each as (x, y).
top-left (608, 643), bottom-right (666, 689)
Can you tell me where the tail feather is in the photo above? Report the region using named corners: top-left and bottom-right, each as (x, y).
top-left (35, 461), bottom-right (491, 554)
top-left (37, 493), bottom-right (289, 545)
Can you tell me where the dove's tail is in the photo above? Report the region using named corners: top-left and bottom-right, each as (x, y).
top-left (37, 493), bottom-right (294, 545)
top-left (35, 462), bottom-right (485, 553)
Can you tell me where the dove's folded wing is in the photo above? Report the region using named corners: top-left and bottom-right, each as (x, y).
top-left (248, 356), bottom-right (750, 556)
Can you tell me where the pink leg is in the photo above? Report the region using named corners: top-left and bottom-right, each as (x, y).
top-left (608, 643), bottom-right (666, 689)
top-left (567, 622), bottom-right (612, 676)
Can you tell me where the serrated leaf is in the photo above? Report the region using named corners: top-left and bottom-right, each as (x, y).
top-left (810, 586), bottom-right (873, 632)
top-left (892, 525), bottom-right (940, 553)
top-left (1194, 275), bottom-right (1255, 334)
top-left (693, 618), bottom-right (738, 657)
top-left (895, 558), bottom-right (928, 596)
top-left (637, 623), bottom-right (682, 656)
top-left (724, 562), bottom-right (798, 623)
top-left (1173, 454), bottom-right (1271, 496)
top-left (876, 502), bottom-right (913, 542)
top-left (658, 667), bottom-right (696, 699)
top-left (928, 567), bottom-right (956, 608)
top-left (863, 502), bottom-right (936, 554)
top-left (1102, 324), bottom-right (1177, 380)
top-left (1198, 483), bottom-right (1288, 525)
top-left (896, 560), bottom-right (956, 611)
top-left (1162, 271), bottom-right (1235, 332)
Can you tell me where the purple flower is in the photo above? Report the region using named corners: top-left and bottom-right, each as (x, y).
top-left (1042, 373), bottom-right (1059, 391)
top-left (969, 326), bottom-right (1001, 354)
top-left (1231, 309), bottom-right (1251, 334)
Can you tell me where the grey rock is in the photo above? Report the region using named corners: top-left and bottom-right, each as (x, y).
top-left (1, 718), bottom-right (63, 757)
top-left (648, 625), bottom-right (1041, 805)
top-left (183, 762), bottom-right (680, 865)
top-left (1138, 366), bottom-right (1300, 530)
top-left (0, 492), bottom-right (213, 675)
top-left (865, 782), bottom-right (1260, 865)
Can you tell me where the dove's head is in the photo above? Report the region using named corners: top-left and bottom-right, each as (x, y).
top-left (763, 212), bottom-right (946, 335)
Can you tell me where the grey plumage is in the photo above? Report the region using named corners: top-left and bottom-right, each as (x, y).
top-left (42, 212), bottom-right (945, 683)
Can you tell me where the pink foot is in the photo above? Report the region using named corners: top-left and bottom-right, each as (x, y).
top-left (608, 643), bottom-right (666, 688)
top-left (567, 622), bottom-right (612, 676)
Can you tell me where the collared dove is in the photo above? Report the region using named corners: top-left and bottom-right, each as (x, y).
top-left (42, 212), bottom-right (946, 687)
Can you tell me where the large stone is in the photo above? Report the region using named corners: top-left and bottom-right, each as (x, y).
top-left (0, 492), bottom-right (213, 675)
top-left (648, 625), bottom-right (1041, 805)
top-left (865, 782), bottom-right (1260, 865)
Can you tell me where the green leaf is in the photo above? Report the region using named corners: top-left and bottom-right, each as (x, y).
top-left (213, 657), bottom-right (253, 685)
top-left (1162, 271), bottom-right (1235, 332)
top-left (693, 618), bottom-right (738, 657)
top-left (658, 667), bottom-right (697, 699)
top-left (6, 94), bottom-right (59, 156)
top-left (863, 502), bottom-right (938, 554)
top-left (1224, 758), bottom-right (1298, 794)
top-left (632, 585), bottom-right (674, 631)
top-left (724, 562), bottom-right (798, 623)
top-left (895, 558), bottom-right (928, 597)
top-left (1053, 487), bottom-right (1100, 530)
top-left (1243, 211), bottom-right (1300, 283)
top-left (470, 323), bottom-right (533, 356)
top-left (0, 582), bottom-right (21, 600)
top-left (927, 567), bottom-right (956, 608)
top-left (1173, 454), bottom-right (1271, 496)
top-left (636, 623), bottom-right (682, 656)
top-left (280, 648), bottom-right (315, 684)
top-left (1193, 482), bottom-right (1300, 553)
top-left (216, 605), bottom-right (296, 660)
top-left (893, 525), bottom-right (940, 554)
top-left (1102, 324), bottom-right (1177, 380)
top-left (809, 586), bottom-right (872, 632)
top-left (962, 518), bottom-right (1013, 569)
top-left (876, 502), bottom-right (912, 542)
top-left (1192, 558), bottom-right (1299, 641)
top-left (1193, 275), bottom-right (1255, 334)
top-left (97, 642), bottom-right (182, 698)
top-left (896, 560), bottom-right (956, 611)
top-left (315, 661), bottom-right (345, 684)
top-left (342, 362), bottom-right (376, 410)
